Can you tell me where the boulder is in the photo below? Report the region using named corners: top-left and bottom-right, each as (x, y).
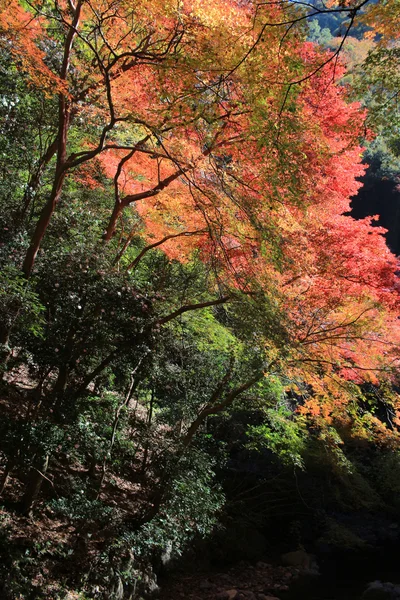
top-left (160, 540), bottom-right (177, 572)
top-left (362, 581), bottom-right (400, 600)
top-left (141, 571), bottom-right (159, 598)
top-left (256, 562), bottom-right (272, 570)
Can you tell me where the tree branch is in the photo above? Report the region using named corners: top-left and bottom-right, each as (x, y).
top-left (125, 230), bottom-right (207, 271)
top-left (155, 296), bottom-right (231, 327)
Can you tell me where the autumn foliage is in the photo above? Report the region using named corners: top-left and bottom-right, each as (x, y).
top-left (0, 0), bottom-right (398, 432)
top-left (0, 1), bottom-right (399, 569)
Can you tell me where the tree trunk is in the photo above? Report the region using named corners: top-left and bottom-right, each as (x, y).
top-left (0, 322), bottom-right (11, 371)
top-left (21, 1), bottom-right (83, 277)
top-left (52, 323), bottom-right (77, 405)
top-left (73, 347), bottom-right (121, 399)
top-left (0, 321), bottom-right (10, 347)
top-left (104, 201), bottom-right (124, 241)
top-left (26, 367), bottom-right (53, 420)
top-left (19, 137), bottom-right (58, 223)
top-left (22, 172), bottom-right (66, 277)
top-left (21, 454), bottom-right (50, 516)
top-left (96, 357), bottom-right (146, 498)
top-left (53, 362), bottom-right (69, 406)
top-left (138, 373), bottom-right (264, 526)
top-left (0, 460), bottom-right (15, 497)
top-left (87, 456), bottom-right (97, 478)
top-left (140, 387), bottom-right (154, 478)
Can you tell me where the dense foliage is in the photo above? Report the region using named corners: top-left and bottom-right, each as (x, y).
top-left (0, 0), bottom-right (399, 597)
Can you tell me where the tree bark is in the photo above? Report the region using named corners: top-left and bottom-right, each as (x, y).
top-left (23, 173), bottom-right (67, 277)
top-left (0, 460), bottom-right (15, 497)
top-left (103, 200), bottom-right (124, 241)
top-left (52, 322), bottom-right (77, 404)
top-left (140, 387), bottom-right (154, 478)
top-left (21, 454), bottom-right (50, 516)
top-left (0, 322), bottom-right (11, 369)
top-left (21, 1), bottom-right (83, 277)
top-left (19, 137), bottom-right (58, 223)
top-left (73, 347), bottom-right (121, 399)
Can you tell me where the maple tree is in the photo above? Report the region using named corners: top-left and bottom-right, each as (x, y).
top-left (0, 0), bottom-right (364, 274)
top-left (0, 0), bottom-right (295, 276)
top-left (0, 1), bottom-right (400, 594)
top-left (0, 0), bottom-right (398, 434)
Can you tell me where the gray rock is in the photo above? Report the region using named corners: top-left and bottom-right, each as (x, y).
top-left (142, 571), bottom-right (159, 598)
top-left (362, 581), bottom-right (400, 600)
top-left (160, 540), bottom-right (175, 571)
top-left (256, 562), bottom-right (271, 570)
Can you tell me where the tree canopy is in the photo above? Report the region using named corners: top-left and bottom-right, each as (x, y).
top-left (0, 0), bottom-right (399, 597)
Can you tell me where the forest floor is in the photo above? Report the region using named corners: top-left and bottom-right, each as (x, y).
top-left (2, 373), bottom-right (396, 600)
top-left (159, 561), bottom-right (298, 600)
